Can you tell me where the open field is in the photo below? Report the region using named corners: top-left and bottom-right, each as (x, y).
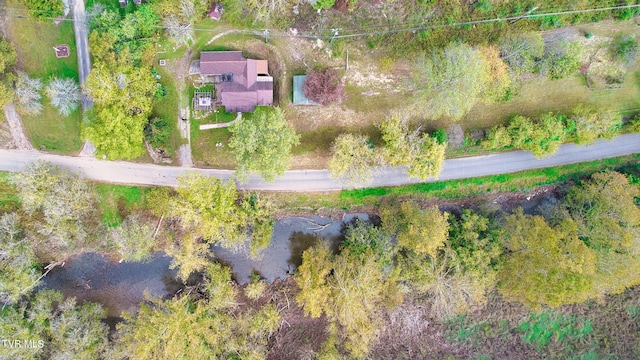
top-left (5, 1), bottom-right (83, 154)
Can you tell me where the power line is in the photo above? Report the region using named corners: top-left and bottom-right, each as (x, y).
top-left (1, 3), bottom-right (639, 41)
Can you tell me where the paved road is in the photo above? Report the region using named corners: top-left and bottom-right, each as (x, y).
top-left (0, 134), bottom-right (639, 191)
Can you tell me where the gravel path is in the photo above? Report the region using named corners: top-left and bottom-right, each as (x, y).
top-left (0, 134), bottom-right (638, 191)
top-left (72, 0), bottom-right (96, 157)
top-left (3, 103), bottom-right (34, 151)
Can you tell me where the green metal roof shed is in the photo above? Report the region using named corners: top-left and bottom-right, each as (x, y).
top-left (293, 75), bottom-right (319, 105)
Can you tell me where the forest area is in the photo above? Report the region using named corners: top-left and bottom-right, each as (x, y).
top-left (1, 160), bottom-right (640, 358)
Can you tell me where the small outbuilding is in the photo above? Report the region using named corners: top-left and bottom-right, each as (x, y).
top-left (292, 75), bottom-right (319, 105)
top-left (193, 90), bottom-right (213, 111)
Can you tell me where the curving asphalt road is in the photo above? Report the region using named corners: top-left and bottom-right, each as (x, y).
top-left (0, 134), bottom-right (639, 191)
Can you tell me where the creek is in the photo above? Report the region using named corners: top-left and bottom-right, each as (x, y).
top-left (39, 214), bottom-right (370, 318)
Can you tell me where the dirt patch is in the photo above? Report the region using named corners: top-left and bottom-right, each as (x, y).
top-left (3, 103), bottom-right (34, 150)
top-left (261, 277), bottom-right (329, 360)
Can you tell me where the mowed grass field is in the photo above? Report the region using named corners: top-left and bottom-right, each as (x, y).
top-left (6, 3), bottom-right (83, 154)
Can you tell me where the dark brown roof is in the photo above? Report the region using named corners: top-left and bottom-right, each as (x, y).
top-left (201, 51), bottom-right (273, 112)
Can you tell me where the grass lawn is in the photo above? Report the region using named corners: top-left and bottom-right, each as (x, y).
top-left (6, 2), bottom-right (83, 154)
top-left (0, 172), bottom-right (19, 213)
top-left (190, 117), bottom-right (235, 168)
top-left (151, 66), bottom-right (183, 156)
top-left (95, 183), bottom-right (149, 227)
top-left (459, 70), bottom-right (640, 131)
top-left (22, 106), bottom-right (83, 154)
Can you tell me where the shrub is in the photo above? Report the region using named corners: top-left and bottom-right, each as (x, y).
top-left (610, 33), bottom-right (638, 63)
top-left (302, 67), bottom-right (345, 105)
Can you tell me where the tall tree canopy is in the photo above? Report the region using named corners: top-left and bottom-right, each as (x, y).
top-left (570, 105), bottom-right (621, 144)
top-left (296, 239), bottom-right (401, 358)
top-left (83, 106), bottom-right (147, 160)
top-left (412, 43), bottom-right (490, 120)
top-left (381, 202), bottom-right (449, 258)
top-left (114, 263), bottom-right (280, 359)
top-left (229, 107), bottom-right (300, 183)
top-left (566, 170), bottom-right (640, 252)
top-left (0, 213), bottom-right (39, 305)
top-left (328, 133), bottom-right (377, 186)
top-left (167, 173), bottom-right (274, 279)
top-left (499, 32), bottom-right (545, 74)
top-left (0, 290), bottom-right (108, 360)
top-left (12, 161), bottom-right (98, 256)
top-left (379, 116), bottom-right (446, 180)
top-left (21, 0), bottom-right (63, 19)
top-left (0, 37), bottom-right (17, 74)
top-left (497, 210), bottom-right (596, 309)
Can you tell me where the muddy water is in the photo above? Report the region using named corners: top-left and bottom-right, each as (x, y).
top-left (40, 214), bottom-right (369, 317)
top-left (39, 252), bottom-right (181, 318)
top-left (213, 214), bottom-right (369, 284)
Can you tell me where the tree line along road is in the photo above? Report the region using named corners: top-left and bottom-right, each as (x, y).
top-left (0, 134), bottom-right (639, 191)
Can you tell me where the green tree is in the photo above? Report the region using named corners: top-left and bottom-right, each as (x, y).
top-left (167, 234), bottom-right (212, 282)
top-left (497, 210), bottom-right (596, 309)
top-left (479, 45), bottom-right (512, 102)
top-left (84, 61), bottom-right (156, 117)
top-left (21, 0), bottom-right (63, 19)
top-left (379, 116), bottom-right (446, 180)
top-left (328, 133), bottom-right (377, 186)
top-left (570, 104), bottom-right (621, 144)
top-left (229, 107), bottom-right (300, 183)
top-left (499, 32), bottom-right (545, 74)
top-left (296, 242), bottom-right (333, 318)
top-left (83, 106), bottom-right (147, 160)
top-left (167, 173), bottom-right (273, 278)
top-left (448, 210), bottom-right (502, 301)
top-left (171, 172), bottom-right (247, 247)
top-left (541, 40), bottom-right (583, 80)
top-left (114, 263), bottom-right (279, 359)
top-left (111, 215), bottom-right (155, 262)
top-left (381, 202), bottom-right (449, 258)
top-left (296, 243), bottom-right (401, 358)
top-left (12, 161), bottom-right (98, 254)
top-left (241, 192), bottom-right (275, 257)
top-left (566, 170), bottom-right (640, 252)
top-left (0, 37), bottom-right (17, 74)
top-left (0, 213), bottom-right (39, 305)
top-left (0, 83), bottom-right (13, 108)
top-left (412, 43), bottom-right (490, 120)
top-left (484, 114), bottom-right (567, 158)
top-left (0, 290), bottom-right (108, 360)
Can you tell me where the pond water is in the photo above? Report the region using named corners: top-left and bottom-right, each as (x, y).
top-left (38, 252), bottom-right (181, 319)
top-left (39, 214), bottom-right (370, 317)
top-left (213, 213), bottom-right (369, 284)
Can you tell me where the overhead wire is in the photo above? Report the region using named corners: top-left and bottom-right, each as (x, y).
top-left (0, 3), bottom-right (639, 40)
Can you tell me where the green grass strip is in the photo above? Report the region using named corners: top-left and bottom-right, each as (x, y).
top-left (339, 155), bottom-right (640, 206)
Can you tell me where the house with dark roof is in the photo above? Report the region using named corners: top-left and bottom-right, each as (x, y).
top-left (198, 51), bottom-right (273, 112)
